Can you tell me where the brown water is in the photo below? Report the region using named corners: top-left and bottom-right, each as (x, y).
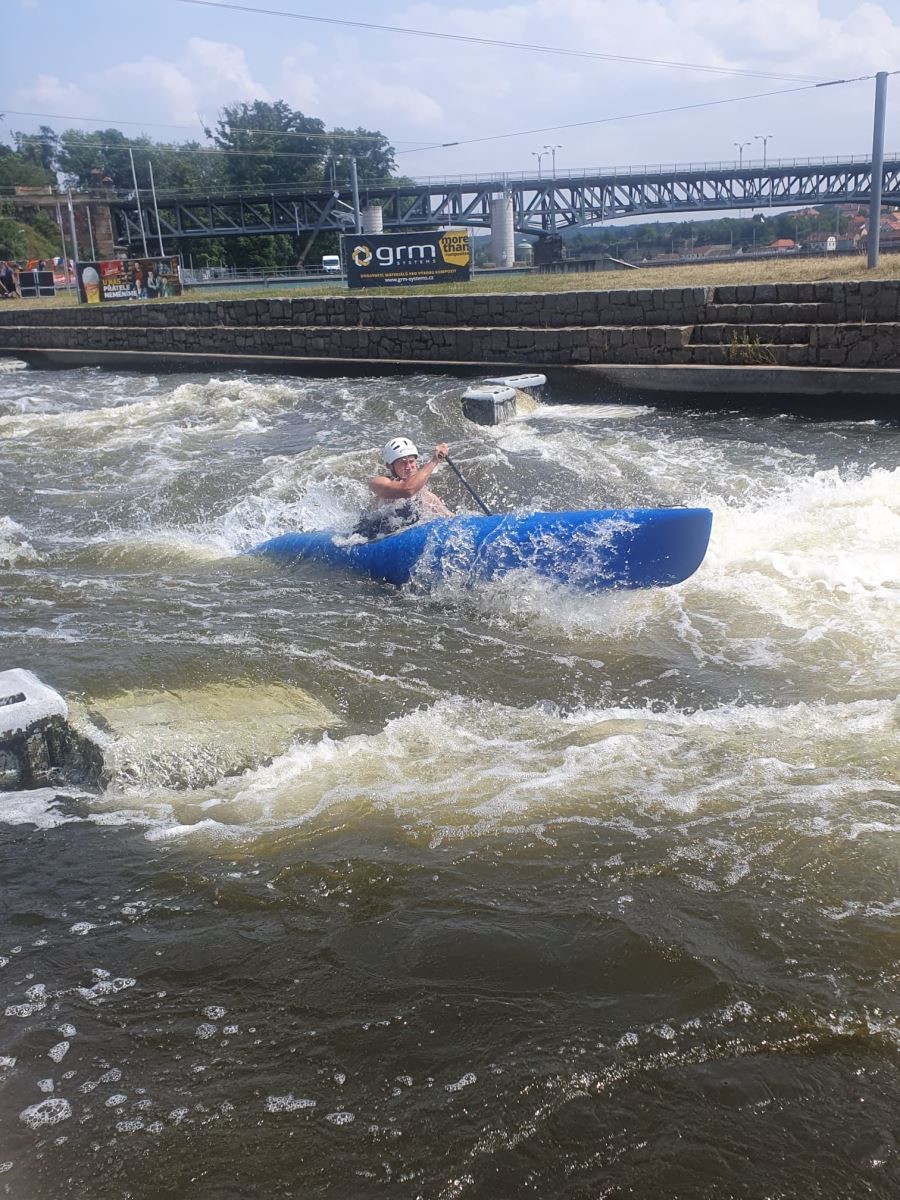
top-left (1, 362), bottom-right (898, 1198)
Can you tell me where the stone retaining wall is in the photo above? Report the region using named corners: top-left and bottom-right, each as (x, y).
top-left (3, 279), bottom-right (900, 370)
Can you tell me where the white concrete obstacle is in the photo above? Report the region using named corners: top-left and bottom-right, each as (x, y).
top-left (0, 668), bottom-right (101, 791)
top-left (461, 373), bottom-right (547, 425)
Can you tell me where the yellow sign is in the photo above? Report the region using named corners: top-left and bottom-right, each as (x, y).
top-left (438, 231), bottom-right (470, 268)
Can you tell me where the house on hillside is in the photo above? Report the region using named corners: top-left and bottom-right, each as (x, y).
top-left (859, 210), bottom-right (900, 251)
top-left (768, 238), bottom-right (797, 252)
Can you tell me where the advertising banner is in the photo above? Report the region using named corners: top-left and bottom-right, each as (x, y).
top-left (76, 257), bottom-right (182, 304)
top-left (342, 230), bottom-right (470, 289)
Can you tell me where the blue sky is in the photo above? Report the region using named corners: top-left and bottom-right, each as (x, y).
top-left (4, 0), bottom-right (900, 179)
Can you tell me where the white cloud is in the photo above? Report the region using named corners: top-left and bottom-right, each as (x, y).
top-left (15, 73), bottom-right (95, 115)
top-left (276, 52), bottom-right (321, 115)
top-left (7, 0), bottom-right (900, 175)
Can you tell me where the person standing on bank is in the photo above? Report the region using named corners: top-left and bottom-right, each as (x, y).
top-left (355, 436), bottom-right (454, 539)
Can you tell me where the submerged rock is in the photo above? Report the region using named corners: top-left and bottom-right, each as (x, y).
top-left (0, 669), bottom-right (103, 791)
top-left (1, 670), bottom-right (339, 793)
top-left (69, 681), bottom-right (339, 790)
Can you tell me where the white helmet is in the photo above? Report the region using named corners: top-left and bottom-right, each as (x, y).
top-left (382, 436), bottom-right (419, 465)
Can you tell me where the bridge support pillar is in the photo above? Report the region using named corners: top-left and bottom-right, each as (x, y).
top-left (490, 195), bottom-right (515, 268)
top-left (85, 186), bottom-right (118, 259)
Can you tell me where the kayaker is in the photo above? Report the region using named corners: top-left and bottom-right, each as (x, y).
top-left (354, 436), bottom-right (454, 539)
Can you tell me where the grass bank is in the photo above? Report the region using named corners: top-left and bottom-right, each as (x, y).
top-left (2, 252), bottom-right (899, 311)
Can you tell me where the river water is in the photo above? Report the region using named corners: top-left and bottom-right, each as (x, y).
top-left (0, 361), bottom-right (898, 1199)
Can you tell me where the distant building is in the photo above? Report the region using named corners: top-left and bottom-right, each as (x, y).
top-left (768, 238), bottom-right (797, 251)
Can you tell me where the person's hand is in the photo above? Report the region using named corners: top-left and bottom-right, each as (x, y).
top-left (432, 442), bottom-right (449, 462)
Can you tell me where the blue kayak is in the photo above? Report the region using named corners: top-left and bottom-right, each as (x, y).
top-left (250, 507), bottom-right (713, 592)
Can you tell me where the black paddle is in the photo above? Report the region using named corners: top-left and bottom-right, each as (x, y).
top-left (445, 455), bottom-right (492, 516)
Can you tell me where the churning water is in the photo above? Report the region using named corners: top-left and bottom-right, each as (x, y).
top-left (0, 362), bottom-right (898, 1199)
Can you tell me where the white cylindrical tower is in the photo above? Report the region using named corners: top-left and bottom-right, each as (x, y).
top-left (362, 205), bottom-right (384, 234)
top-left (490, 195), bottom-right (515, 268)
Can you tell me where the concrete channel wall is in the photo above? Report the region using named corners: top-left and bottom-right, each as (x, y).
top-left (3, 279), bottom-right (900, 370)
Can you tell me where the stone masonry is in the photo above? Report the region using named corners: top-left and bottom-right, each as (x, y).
top-left (3, 279), bottom-right (900, 369)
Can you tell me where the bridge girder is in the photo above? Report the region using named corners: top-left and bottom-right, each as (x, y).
top-left (108, 158), bottom-right (900, 245)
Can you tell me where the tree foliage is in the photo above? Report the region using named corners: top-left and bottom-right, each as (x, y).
top-left (326, 127), bottom-right (396, 185)
top-left (207, 100), bottom-right (327, 190)
top-left (0, 200), bottom-right (27, 258)
top-left (0, 142), bottom-right (54, 189)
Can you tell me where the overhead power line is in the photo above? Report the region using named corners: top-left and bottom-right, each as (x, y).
top-left (8, 72), bottom-right (887, 168)
top-left (0, 108), bottom-right (410, 144)
top-left (173, 0), bottom-right (823, 84)
top-left (395, 76), bottom-right (879, 153)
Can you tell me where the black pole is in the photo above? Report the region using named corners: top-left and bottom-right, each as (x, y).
top-left (445, 455), bottom-right (492, 516)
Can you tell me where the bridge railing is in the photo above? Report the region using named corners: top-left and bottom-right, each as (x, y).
top-left (407, 152), bottom-right (900, 187)
top-left (36, 149), bottom-right (900, 209)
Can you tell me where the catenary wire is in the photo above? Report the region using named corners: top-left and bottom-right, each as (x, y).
top-left (172, 0), bottom-right (823, 84)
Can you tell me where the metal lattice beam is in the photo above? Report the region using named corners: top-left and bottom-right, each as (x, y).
top-left (106, 157), bottom-right (900, 244)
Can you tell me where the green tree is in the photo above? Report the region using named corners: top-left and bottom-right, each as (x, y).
top-left (325, 127), bottom-right (396, 186)
top-left (225, 233), bottom-right (294, 269)
top-left (0, 143), bottom-right (55, 189)
top-left (54, 128), bottom-right (152, 191)
top-left (13, 125), bottom-right (59, 174)
top-left (0, 201), bottom-right (27, 258)
top-left (207, 100), bottom-right (327, 189)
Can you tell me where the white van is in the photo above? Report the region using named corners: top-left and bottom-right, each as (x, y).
top-left (321, 254), bottom-right (341, 275)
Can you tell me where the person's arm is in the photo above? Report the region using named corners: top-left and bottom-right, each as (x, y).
top-left (421, 489), bottom-right (453, 517)
top-left (368, 443), bottom-right (449, 501)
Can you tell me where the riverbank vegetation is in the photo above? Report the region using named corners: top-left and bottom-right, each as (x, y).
top-left (2, 249), bottom-right (898, 312)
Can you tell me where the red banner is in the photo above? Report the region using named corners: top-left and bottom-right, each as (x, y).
top-left (76, 258), bottom-right (182, 304)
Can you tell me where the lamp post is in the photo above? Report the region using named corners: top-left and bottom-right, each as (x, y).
top-left (543, 144), bottom-right (562, 177)
top-left (734, 141), bottom-right (751, 167)
top-left (532, 150), bottom-right (546, 179)
top-left (754, 133), bottom-right (773, 167)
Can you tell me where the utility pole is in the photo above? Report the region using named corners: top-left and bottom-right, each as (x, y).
top-left (55, 202), bottom-right (71, 289)
top-left (65, 190), bottom-right (80, 264)
top-left (867, 71), bottom-right (888, 269)
top-left (128, 148), bottom-right (149, 257)
top-left (148, 159), bottom-right (165, 256)
top-left (350, 157), bottom-right (361, 234)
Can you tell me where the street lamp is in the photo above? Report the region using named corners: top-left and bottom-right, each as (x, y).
top-left (532, 150), bottom-right (546, 179)
top-left (734, 141), bottom-right (751, 167)
top-left (543, 144), bottom-right (562, 177)
top-left (754, 133), bottom-right (773, 167)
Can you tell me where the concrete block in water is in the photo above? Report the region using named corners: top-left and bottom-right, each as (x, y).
top-left (0, 668), bottom-right (103, 791)
top-left (462, 383), bottom-right (518, 426)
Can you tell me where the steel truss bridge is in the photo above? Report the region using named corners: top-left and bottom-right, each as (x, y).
top-left (109, 154), bottom-right (900, 246)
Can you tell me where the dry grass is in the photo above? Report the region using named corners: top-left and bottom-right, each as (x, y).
top-left (2, 251), bottom-right (899, 311)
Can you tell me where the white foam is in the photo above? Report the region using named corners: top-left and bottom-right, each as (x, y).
top-left (0, 516), bottom-right (38, 566)
top-left (74, 976), bottom-right (136, 1002)
top-left (19, 1098), bottom-right (72, 1128)
top-left (0, 788), bottom-right (85, 830)
top-left (264, 1094), bottom-right (316, 1113)
top-left (445, 1073), bottom-right (476, 1092)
